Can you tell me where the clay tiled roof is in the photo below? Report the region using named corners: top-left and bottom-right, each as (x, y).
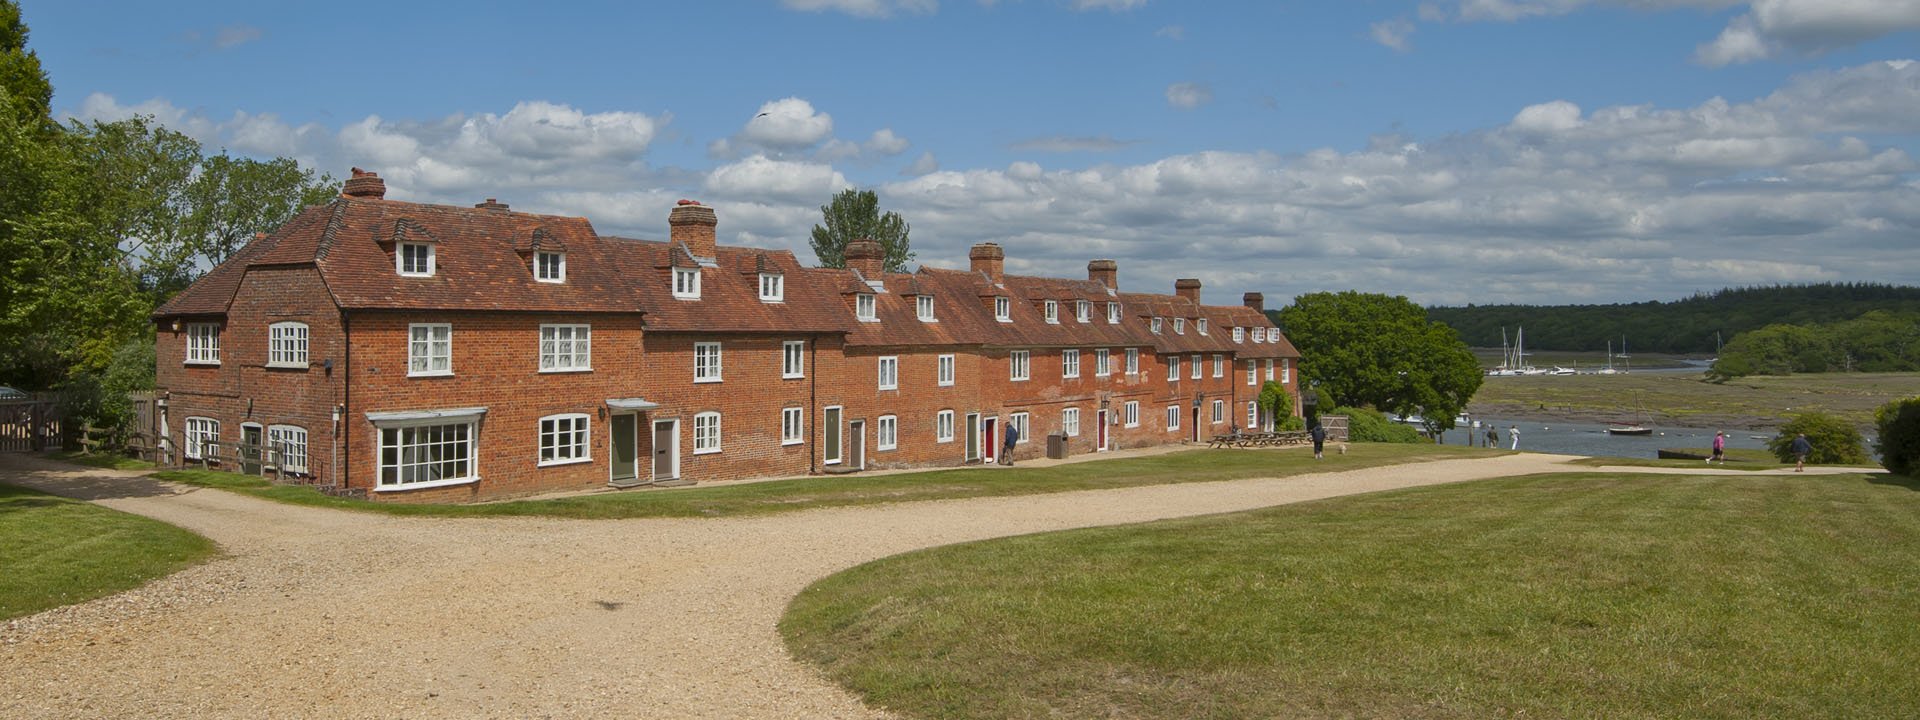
top-left (625, 242), bottom-right (853, 333)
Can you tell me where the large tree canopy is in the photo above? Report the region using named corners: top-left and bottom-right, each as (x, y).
top-left (1278, 291), bottom-right (1484, 434)
top-left (1, 0), bottom-right (52, 127)
top-left (809, 188), bottom-right (914, 272)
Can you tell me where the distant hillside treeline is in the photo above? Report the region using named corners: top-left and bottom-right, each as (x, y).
top-left (1709, 311), bottom-right (1920, 379)
top-left (1424, 283), bottom-right (1920, 354)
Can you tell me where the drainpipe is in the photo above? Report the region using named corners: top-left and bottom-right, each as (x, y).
top-left (337, 310), bottom-right (350, 492)
top-left (808, 334), bottom-right (818, 475)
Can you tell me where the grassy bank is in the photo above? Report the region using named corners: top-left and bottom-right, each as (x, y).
top-left (783, 471), bottom-right (1920, 719)
top-left (150, 444), bottom-right (1488, 518)
top-left (0, 483), bottom-right (216, 621)
top-left (1470, 371), bottom-right (1920, 430)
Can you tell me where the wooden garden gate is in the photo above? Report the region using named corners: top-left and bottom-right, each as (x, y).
top-left (0, 395), bottom-right (62, 452)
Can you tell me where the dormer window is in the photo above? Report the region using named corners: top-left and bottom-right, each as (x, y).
top-left (1151, 317), bottom-right (1163, 334)
top-left (534, 251), bottom-right (565, 283)
top-left (1076, 300), bottom-right (1090, 323)
top-left (1233, 327), bottom-right (1245, 343)
top-left (759, 273), bottom-right (784, 302)
top-left (398, 242), bottom-right (435, 277)
top-left (995, 296), bottom-right (1011, 322)
top-left (916, 295), bottom-right (935, 322)
top-left (673, 267), bottom-right (701, 299)
top-left (1198, 318), bottom-right (1209, 336)
top-left (1107, 302), bottom-right (1119, 324)
top-left (857, 293), bottom-right (877, 321)
top-left (1254, 328), bottom-right (1266, 343)
top-left (1044, 300), bottom-right (1059, 324)
top-left (1174, 318), bottom-right (1186, 335)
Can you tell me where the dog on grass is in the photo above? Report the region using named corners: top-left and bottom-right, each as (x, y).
top-left (1338, 443), bottom-right (1348, 455)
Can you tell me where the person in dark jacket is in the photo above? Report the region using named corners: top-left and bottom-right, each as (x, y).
top-left (1310, 422), bottom-right (1327, 460)
top-left (1002, 422), bottom-right (1019, 466)
top-left (1790, 433), bottom-right (1812, 472)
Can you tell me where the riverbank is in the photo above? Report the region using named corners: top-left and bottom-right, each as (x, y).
top-left (1466, 371), bottom-right (1920, 431)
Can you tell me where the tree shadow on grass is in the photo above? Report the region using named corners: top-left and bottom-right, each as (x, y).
top-left (1865, 472), bottom-right (1919, 491)
top-left (0, 454), bottom-right (187, 501)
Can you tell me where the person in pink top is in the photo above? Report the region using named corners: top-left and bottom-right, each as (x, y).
top-left (1709, 431), bottom-right (1726, 463)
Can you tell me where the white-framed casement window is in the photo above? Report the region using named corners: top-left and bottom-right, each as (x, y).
top-left (538, 413), bottom-right (591, 466)
top-left (1062, 349), bottom-right (1080, 379)
top-left (184, 417), bottom-right (220, 461)
top-left (1009, 412), bottom-right (1030, 444)
top-left (1167, 356), bottom-right (1180, 381)
top-left (539, 324), bottom-right (591, 372)
top-left (1174, 318), bottom-right (1186, 335)
top-left (1076, 300), bottom-right (1091, 323)
top-left (1107, 302), bottom-right (1120, 324)
top-left (408, 323), bottom-right (452, 377)
top-left (1199, 318), bottom-right (1209, 336)
top-left (1126, 348), bottom-right (1139, 375)
top-left (782, 407), bottom-right (804, 445)
top-left (1283, 358), bottom-right (1293, 384)
top-left (1010, 350), bottom-right (1030, 381)
top-left (398, 242), bottom-right (435, 277)
top-left (878, 356), bottom-right (899, 390)
top-left (916, 295), bottom-right (935, 322)
top-left (856, 293), bottom-right (877, 321)
top-left (1248, 359), bottom-right (1258, 386)
top-left (760, 272), bottom-right (784, 302)
top-left (185, 323), bottom-right (221, 365)
top-left (1150, 317), bottom-right (1163, 334)
top-left (783, 340), bottom-right (805, 379)
top-left (995, 296), bottom-right (1011, 322)
top-left (1248, 401), bottom-right (1259, 429)
top-left (1233, 327), bottom-right (1245, 343)
top-left (1044, 300), bottom-right (1059, 324)
top-left (938, 354), bottom-right (955, 387)
top-left (935, 410), bottom-right (955, 443)
top-left (377, 419), bottom-right (477, 490)
top-left (1213, 354), bottom-right (1224, 378)
top-left (268, 424), bottom-right (308, 474)
top-left (1124, 401), bottom-right (1140, 428)
top-left (1063, 407), bottom-right (1081, 437)
top-left (1094, 348), bottom-right (1110, 377)
top-left (535, 251), bottom-right (565, 283)
top-left (692, 412), bottom-right (721, 454)
top-left (1254, 328), bottom-right (1266, 343)
top-left (1166, 406), bottom-right (1180, 431)
top-left (267, 322), bottom-right (308, 368)
top-left (694, 342), bottom-right (723, 383)
top-left (1191, 354), bottom-right (1203, 380)
top-left (1266, 359), bottom-right (1275, 382)
top-left (876, 415), bottom-right (898, 451)
top-left (1212, 399), bottom-right (1225, 425)
top-left (672, 267), bottom-right (701, 299)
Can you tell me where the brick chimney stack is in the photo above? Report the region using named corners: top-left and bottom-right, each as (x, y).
top-left (970, 242), bottom-right (1005, 284)
top-left (474, 198), bottom-right (510, 212)
top-left (1243, 292), bottom-right (1265, 313)
top-left (669, 199), bottom-right (718, 259)
top-left (1175, 278), bottom-right (1202, 302)
top-left (845, 239), bottom-right (884, 278)
top-left (1088, 259), bottom-right (1118, 289)
top-left (341, 168), bottom-right (386, 199)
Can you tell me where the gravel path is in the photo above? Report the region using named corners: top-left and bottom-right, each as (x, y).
top-left (0, 452), bottom-right (1873, 719)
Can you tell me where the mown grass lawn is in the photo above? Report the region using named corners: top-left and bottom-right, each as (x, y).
top-left (0, 483), bottom-right (216, 621)
top-left (150, 444), bottom-right (1487, 519)
top-left (783, 471), bottom-right (1920, 719)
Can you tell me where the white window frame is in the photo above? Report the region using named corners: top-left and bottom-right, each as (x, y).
top-left (916, 295), bottom-right (935, 322)
top-left (535, 251), bottom-right (565, 283)
top-left (185, 323), bottom-right (221, 365)
top-left (1283, 358), bottom-right (1292, 384)
top-left (1233, 327), bottom-right (1245, 343)
top-left (782, 407), bottom-right (805, 445)
top-left (1062, 349), bottom-right (1080, 379)
top-left (375, 417), bottom-right (478, 491)
top-left (1107, 302), bottom-right (1120, 324)
top-left (1044, 300), bottom-right (1059, 324)
top-left (877, 415), bottom-right (898, 451)
top-left (1126, 348), bottom-right (1139, 375)
top-left (1174, 318), bottom-right (1186, 335)
top-left (267, 424), bottom-right (308, 474)
top-left (1254, 328), bottom-right (1266, 343)
top-left (1009, 412), bottom-right (1030, 445)
top-left (1248, 401), bottom-right (1259, 429)
top-left (856, 293), bottom-right (877, 321)
top-left (1124, 401), bottom-right (1140, 428)
top-left (1063, 407), bottom-right (1081, 437)
top-left (1191, 354), bottom-right (1203, 380)
top-left (537, 413), bottom-right (591, 466)
top-left (267, 321), bottom-right (308, 368)
top-left (936, 410), bottom-right (955, 443)
top-left (184, 417), bottom-right (220, 461)
top-left (1076, 300), bottom-right (1090, 323)
top-left (1167, 356), bottom-right (1180, 381)
top-left (1010, 350), bottom-right (1030, 381)
top-left (672, 267), bottom-right (701, 299)
top-left (759, 272), bottom-right (784, 302)
top-left (1199, 318), bottom-right (1209, 336)
top-left (398, 242), bottom-right (435, 277)
top-left (692, 411), bottom-right (721, 454)
top-left (407, 323), bottom-right (452, 377)
top-left (1266, 359), bottom-right (1276, 382)
top-left (938, 354), bottom-right (955, 387)
top-left (539, 324), bottom-right (592, 373)
top-left (1213, 354), bottom-right (1224, 378)
top-left (1150, 317), bottom-right (1162, 334)
top-left (878, 355), bottom-right (899, 390)
top-left (995, 296), bottom-right (1011, 322)
top-left (1249, 359), bottom-right (1258, 386)
top-left (694, 342), bottom-right (723, 383)
top-left (783, 340), bottom-right (805, 379)
top-left (1212, 399), bottom-right (1224, 425)
top-left (1094, 348), bottom-right (1110, 377)
top-left (1166, 406), bottom-right (1180, 431)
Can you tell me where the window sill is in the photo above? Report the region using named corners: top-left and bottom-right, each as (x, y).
top-left (694, 377), bottom-right (722, 384)
top-left (781, 439), bottom-right (803, 446)
top-left (185, 360), bottom-right (221, 367)
top-left (408, 370), bottom-right (454, 378)
top-left (876, 446), bottom-right (897, 452)
top-left (938, 382), bottom-right (954, 388)
top-left (536, 278), bottom-right (565, 284)
top-left (936, 437), bottom-right (954, 444)
top-left (398, 272), bottom-right (435, 279)
top-left (824, 459), bottom-right (842, 466)
top-left (537, 457), bottom-right (591, 467)
top-left (672, 294), bottom-right (701, 301)
top-left (783, 374), bottom-right (805, 380)
top-left (878, 386), bottom-right (898, 391)
top-left (374, 476), bottom-right (479, 493)
top-left (761, 298), bottom-right (785, 303)
top-left (692, 448), bottom-right (721, 456)
top-left (540, 367), bottom-right (592, 374)
top-left (265, 362), bottom-right (308, 370)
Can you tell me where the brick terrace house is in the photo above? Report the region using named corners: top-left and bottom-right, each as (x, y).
top-left (152, 170), bottom-right (1301, 502)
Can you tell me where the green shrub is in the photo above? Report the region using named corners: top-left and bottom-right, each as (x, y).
top-left (1766, 412), bottom-right (1869, 465)
top-left (1874, 396), bottom-right (1920, 477)
top-left (1278, 415), bottom-right (1306, 432)
top-left (1333, 406), bottom-right (1426, 444)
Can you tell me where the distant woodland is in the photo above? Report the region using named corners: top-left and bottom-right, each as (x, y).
top-left (1423, 283), bottom-right (1920, 354)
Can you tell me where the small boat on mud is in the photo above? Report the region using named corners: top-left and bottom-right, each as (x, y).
top-left (1607, 425), bottom-right (1653, 436)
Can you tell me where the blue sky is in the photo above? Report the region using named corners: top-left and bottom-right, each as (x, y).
top-left (24, 0), bottom-right (1920, 307)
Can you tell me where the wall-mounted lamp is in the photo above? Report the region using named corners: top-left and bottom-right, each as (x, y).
top-left (169, 319), bottom-right (181, 332)
top-left (331, 404), bottom-right (342, 423)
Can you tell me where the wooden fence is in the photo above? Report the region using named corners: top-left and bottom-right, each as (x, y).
top-left (0, 394), bottom-right (62, 452)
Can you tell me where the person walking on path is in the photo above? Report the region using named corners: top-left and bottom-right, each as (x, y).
top-left (1508, 425), bottom-right (1520, 451)
top-left (1001, 422), bottom-right (1020, 466)
top-left (1486, 427), bottom-right (1499, 448)
top-left (1710, 431), bottom-right (1727, 463)
top-left (1311, 422), bottom-right (1328, 460)
top-left (1790, 432), bottom-right (1813, 472)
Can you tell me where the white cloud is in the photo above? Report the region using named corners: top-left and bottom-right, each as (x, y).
top-left (742, 97), bottom-right (835, 150)
top-left (1510, 100), bottom-right (1584, 134)
top-left (1414, 1), bottom-right (1917, 66)
top-left (904, 151), bottom-right (940, 176)
top-left (1009, 135), bottom-right (1140, 152)
top-left (705, 155), bottom-right (851, 204)
top-left (1372, 17), bottom-right (1417, 51)
top-left (865, 128), bottom-right (910, 155)
top-left (779, 0), bottom-right (938, 18)
top-left (1165, 82), bottom-right (1214, 110)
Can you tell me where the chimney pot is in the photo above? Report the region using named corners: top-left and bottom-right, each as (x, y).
top-left (341, 169), bottom-right (386, 199)
top-left (1088, 259), bottom-right (1118, 289)
top-left (1243, 292), bottom-right (1265, 313)
top-left (969, 242), bottom-right (1005, 284)
top-left (845, 239), bottom-right (884, 277)
top-left (1175, 278), bottom-right (1202, 302)
top-left (669, 201), bottom-right (719, 259)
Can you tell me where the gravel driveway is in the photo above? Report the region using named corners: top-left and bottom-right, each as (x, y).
top-left (0, 451), bottom-right (1857, 719)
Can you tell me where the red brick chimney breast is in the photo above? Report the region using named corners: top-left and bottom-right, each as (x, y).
top-left (341, 168), bottom-right (386, 199)
top-left (474, 198), bottom-right (510, 212)
top-left (845, 239), bottom-right (884, 278)
top-left (1088, 259), bottom-right (1118, 289)
top-left (669, 201), bottom-right (719, 259)
top-left (1175, 278), bottom-right (1202, 302)
top-left (970, 243), bottom-right (1005, 284)
top-left (1243, 292), bottom-right (1265, 313)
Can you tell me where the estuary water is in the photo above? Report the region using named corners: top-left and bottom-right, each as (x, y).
top-left (1432, 417), bottom-right (1774, 459)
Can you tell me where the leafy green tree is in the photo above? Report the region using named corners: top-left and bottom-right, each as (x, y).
top-left (809, 188), bottom-right (913, 272)
top-left (1255, 381), bottom-right (1292, 430)
top-left (1766, 412), bottom-right (1868, 465)
top-left (1873, 397), bottom-right (1920, 477)
top-left (1331, 406), bottom-right (1425, 443)
top-left (1278, 291), bottom-right (1483, 434)
top-left (1, 0), bottom-right (52, 128)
